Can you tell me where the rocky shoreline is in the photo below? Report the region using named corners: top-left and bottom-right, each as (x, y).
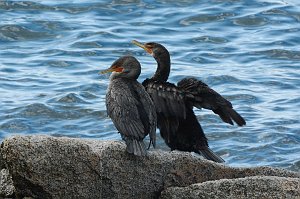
top-left (1, 135), bottom-right (299, 198)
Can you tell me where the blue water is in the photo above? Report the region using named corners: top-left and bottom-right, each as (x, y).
top-left (0, 0), bottom-right (299, 171)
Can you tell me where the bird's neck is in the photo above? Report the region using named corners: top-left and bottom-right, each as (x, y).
top-left (152, 53), bottom-right (171, 82)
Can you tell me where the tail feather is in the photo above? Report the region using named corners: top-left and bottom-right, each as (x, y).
top-left (197, 147), bottom-right (225, 163)
top-left (121, 134), bottom-right (148, 156)
top-left (125, 138), bottom-right (147, 156)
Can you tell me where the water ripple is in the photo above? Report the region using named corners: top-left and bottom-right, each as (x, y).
top-left (0, 1), bottom-right (51, 11)
top-left (56, 93), bottom-right (90, 104)
top-left (205, 75), bottom-right (245, 85)
top-left (18, 103), bottom-right (58, 118)
top-left (0, 119), bottom-right (32, 133)
top-left (0, 25), bottom-right (53, 41)
top-left (192, 36), bottom-right (228, 44)
top-left (252, 49), bottom-right (300, 60)
top-left (233, 15), bottom-right (269, 27)
top-left (46, 60), bottom-right (75, 68)
top-left (180, 12), bottom-right (235, 25)
top-left (71, 41), bottom-right (103, 49)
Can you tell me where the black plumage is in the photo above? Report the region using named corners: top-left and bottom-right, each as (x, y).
top-left (100, 56), bottom-right (157, 156)
top-left (133, 40), bottom-right (246, 162)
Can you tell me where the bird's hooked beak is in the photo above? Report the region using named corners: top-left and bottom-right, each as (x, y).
top-left (132, 40), bottom-right (153, 55)
top-left (99, 65), bottom-right (124, 74)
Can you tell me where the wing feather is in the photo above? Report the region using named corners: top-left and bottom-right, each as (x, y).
top-left (143, 79), bottom-right (186, 119)
top-left (177, 77), bottom-right (246, 126)
top-left (133, 82), bottom-right (157, 147)
top-left (106, 79), bottom-right (149, 140)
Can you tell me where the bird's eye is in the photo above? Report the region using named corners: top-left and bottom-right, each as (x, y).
top-left (145, 43), bottom-right (154, 49)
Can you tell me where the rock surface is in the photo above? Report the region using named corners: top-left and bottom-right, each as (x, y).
top-left (0, 169), bottom-right (15, 198)
top-left (0, 148), bottom-right (4, 170)
top-left (0, 135), bottom-right (299, 199)
top-left (161, 176), bottom-right (300, 199)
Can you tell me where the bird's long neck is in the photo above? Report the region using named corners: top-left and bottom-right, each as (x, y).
top-left (152, 52), bottom-right (171, 82)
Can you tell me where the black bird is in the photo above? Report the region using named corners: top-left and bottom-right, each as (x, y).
top-left (132, 40), bottom-right (246, 162)
top-left (100, 55), bottom-right (157, 156)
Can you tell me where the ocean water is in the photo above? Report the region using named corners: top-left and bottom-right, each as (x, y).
top-left (0, 0), bottom-right (299, 171)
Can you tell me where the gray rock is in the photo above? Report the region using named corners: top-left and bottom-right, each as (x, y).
top-left (162, 155), bottom-right (300, 189)
top-left (0, 169), bottom-right (15, 197)
top-left (1, 135), bottom-right (299, 199)
top-left (160, 176), bottom-right (300, 199)
top-left (0, 146), bottom-right (4, 169)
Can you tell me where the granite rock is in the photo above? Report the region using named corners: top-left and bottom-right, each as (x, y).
top-left (0, 169), bottom-right (15, 198)
top-left (1, 135), bottom-right (299, 199)
top-left (160, 176), bottom-right (300, 199)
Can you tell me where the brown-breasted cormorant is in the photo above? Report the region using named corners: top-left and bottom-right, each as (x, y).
top-left (132, 40), bottom-right (246, 162)
top-left (100, 55), bottom-right (157, 156)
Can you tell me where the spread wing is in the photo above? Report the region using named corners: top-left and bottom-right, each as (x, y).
top-left (177, 77), bottom-right (246, 126)
top-left (106, 79), bottom-right (154, 141)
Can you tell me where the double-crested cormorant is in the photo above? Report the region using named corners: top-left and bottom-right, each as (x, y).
top-left (132, 40), bottom-right (246, 162)
top-left (100, 55), bottom-right (157, 156)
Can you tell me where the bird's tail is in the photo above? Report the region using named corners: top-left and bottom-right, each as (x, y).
top-left (197, 147), bottom-right (225, 163)
top-left (124, 138), bottom-right (147, 156)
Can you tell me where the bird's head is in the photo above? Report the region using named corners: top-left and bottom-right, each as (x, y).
top-left (132, 40), bottom-right (169, 60)
top-left (100, 56), bottom-right (141, 80)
